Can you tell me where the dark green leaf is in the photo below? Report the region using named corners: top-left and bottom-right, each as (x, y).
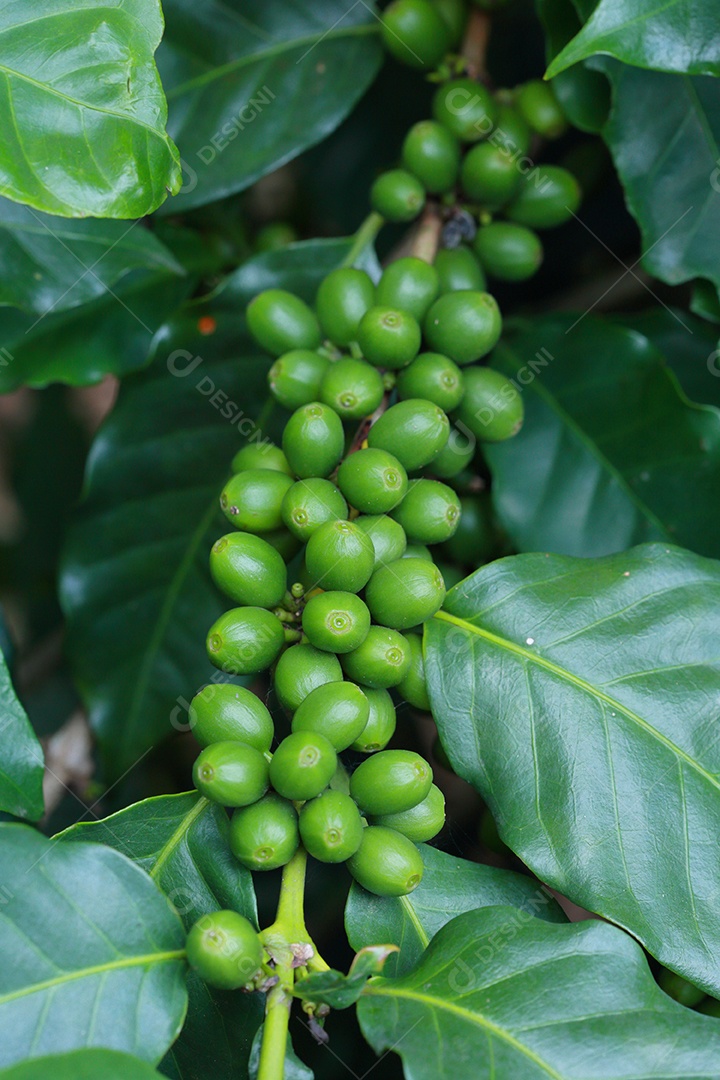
top-left (58, 792), bottom-right (262, 1080)
top-left (613, 309), bottom-right (720, 409)
top-left (426, 544), bottom-right (720, 995)
top-left (294, 946), bottom-right (398, 1009)
top-left (691, 280), bottom-right (720, 324)
top-left (547, 0), bottom-right (720, 78)
top-left (157, 0), bottom-right (382, 214)
top-left (0, 650), bottom-right (44, 820)
top-left (0, 2), bottom-right (180, 218)
top-left (346, 845), bottom-right (565, 977)
top-left (0, 1049), bottom-right (166, 1080)
top-left (359, 906), bottom-right (720, 1079)
top-left (61, 239), bottom-right (359, 776)
top-left (0, 823), bottom-right (187, 1069)
top-left (486, 316), bottom-right (720, 558)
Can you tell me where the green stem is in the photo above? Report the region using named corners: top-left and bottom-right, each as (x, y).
top-left (257, 976), bottom-right (293, 1080)
top-left (341, 211), bottom-right (384, 269)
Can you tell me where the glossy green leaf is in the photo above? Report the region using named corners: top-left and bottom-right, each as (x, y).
top-left (0, 1049), bottom-right (166, 1080)
top-left (59, 792), bottom-right (262, 1080)
top-left (426, 544), bottom-right (720, 994)
top-left (61, 238), bottom-right (360, 776)
top-left (0, 649), bottom-right (44, 820)
top-left (485, 316), bottom-right (720, 558)
top-left (0, 1), bottom-right (180, 218)
top-left (359, 906), bottom-right (720, 1079)
top-left (295, 946), bottom-right (399, 1009)
top-left (547, 0), bottom-right (720, 78)
top-left (346, 845), bottom-right (565, 977)
top-left (157, 0), bottom-right (382, 214)
top-left (0, 823), bottom-right (187, 1069)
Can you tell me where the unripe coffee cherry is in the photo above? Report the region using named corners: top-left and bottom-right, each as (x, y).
top-left (316, 267), bottom-right (375, 346)
top-left (350, 749), bottom-right (433, 814)
top-left (299, 790), bottom-right (364, 863)
top-left (430, 426), bottom-right (475, 477)
top-left (305, 520), bottom-right (376, 591)
top-left (206, 607), bottom-right (285, 675)
top-left (230, 794), bottom-right (299, 871)
top-left (433, 0), bottom-right (468, 44)
top-left (268, 349), bottom-right (330, 410)
top-left (189, 684), bottom-right (274, 752)
top-left (403, 543), bottom-right (433, 561)
top-left (302, 590), bottom-right (372, 654)
top-left (434, 246), bottom-right (486, 293)
top-left (396, 352), bottom-right (464, 411)
top-left (354, 514), bottom-right (407, 566)
top-left (370, 169), bottom-right (425, 223)
top-left (273, 643), bottom-right (343, 714)
top-left (505, 166), bottom-right (581, 229)
top-left (396, 631), bottom-right (431, 710)
top-left (442, 493), bottom-right (500, 565)
top-left (365, 557), bottom-right (446, 629)
top-left (376, 257), bottom-right (440, 322)
top-left (516, 79), bottom-right (567, 139)
top-left (292, 681), bottom-right (370, 751)
top-left (432, 78), bottom-right (496, 143)
top-left (390, 478), bottom-right (461, 544)
top-left (424, 290), bottom-right (502, 365)
top-left (357, 305), bottom-right (422, 369)
top-left (402, 120), bottom-right (461, 194)
top-left (368, 399), bottom-right (450, 470)
top-left (247, 289), bottom-right (321, 355)
top-left (373, 783), bottom-right (445, 842)
top-left (381, 0), bottom-right (452, 70)
top-left (282, 402), bottom-right (345, 479)
top-left (210, 532), bottom-right (287, 608)
top-left (220, 469), bottom-right (293, 533)
top-left (347, 826), bottom-right (424, 896)
top-left (231, 442), bottom-right (292, 476)
top-left (268, 731), bottom-right (338, 801)
top-left (281, 478), bottom-right (348, 541)
top-left (461, 142), bottom-right (522, 208)
top-left (319, 357), bottom-right (384, 420)
top-left (455, 366), bottom-right (524, 441)
top-left (186, 910), bottom-right (263, 989)
top-left (350, 687), bottom-right (397, 752)
top-left (337, 448), bottom-right (408, 514)
top-left (341, 626), bottom-right (411, 689)
top-left (193, 740), bottom-right (269, 807)
top-left (474, 222), bottom-right (543, 281)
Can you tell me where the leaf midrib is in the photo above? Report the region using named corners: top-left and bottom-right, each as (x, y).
top-left (150, 795), bottom-right (208, 881)
top-left (0, 949), bottom-right (186, 1006)
top-left (433, 609), bottom-right (720, 795)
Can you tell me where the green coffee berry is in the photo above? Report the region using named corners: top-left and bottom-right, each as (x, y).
top-left (231, 442), bottom-right (293, 476)
top-left (365, 557), bottom-right (446, 630)
top-left (432, 78), bottom-right (496, 143)
top-left (516, 79), bottom-right (567, 139)
top-left (455, 366), bottom-right (524, 441)
top-left (255, 222), bottom-right (297, 252)
top-left (434, 246), bottom-right (486, 294)
top-left (273, 643), bottom-right (343, 714)
top-left (373, 783), bottom-right (445, 842)
top-left (354, 514), bottom-right (407, 566)
top-left (268, 731), bottom-right (338, 801)
top-left (229, 794), bottom-right (299, 871)
top-left (350, 686), bottom-right (397, 752)
top-left (341, 625), bottom-right (411, 689)
top-left (316, 268), bottom-right (375, 346)
top-left (403, 543), bottom-right (433, 561)
top-left (305, 519), bottom-right (376, 591)
top-left (220, 469), bottom-right (294, 533)
top-left (376, 257), bottom-right (440, 322)
top-left (207, 607), bottom-right (285, 675)
top-left (302, 590), bottom-right (372, 654)
top-left (429, 425), bottom-right (475, 477)
top-left (505, 165), bottom-right (581, 229)
top-left (186, 910), bottom-right (263, 989)
top-left (189, 684), bottom-right (274, 752)
top-left (292, 681), bottom-right (370, 751)
top-left (461, 142), bottom-right (521, 207)
top-left (424, 290), bottom-right (502, 365)
top-left (402, 120), bottom-right (461, 194)
top-left (350, 749), bottom-right (433, 815)
top-left (268, 349), bottom-right (330, 410)
top-left (494, 102), bottom-right (532, 157)
top-left (247, 289), bottom-right (321, 356)
top-left (657, 969), bottom-right (707, 1009)
top-left (395, 631), bottom-right (431, 710)
top-left (370, 169), bottom-right (425, 223)
top-left (299, 790), bottom-right (364, 863)
top-left (442, 492), bottom-right (498, 564)
top-left (347, 825), bottom-right (424, 896)
top-left (282, 402), bottom-right (345, 479)
top-left (262, 527), bottom-right (303, 562)
top-left (193, 740), bottom-right (269, 807)
top-left (390, 478), bottom-right (461, 544)
top-left (380, 0), bottom-right (451, 70)
top-left (337, 448), bottom-right (408, 514)
top-left (396, 352), bottom-right (464, 411)
top-left (210, 532), bottom-right (287, 608)
top-left (368, 399), bottom-right (450, 471)
top-left (319, 357), bottom-right (384, 420)
top-left (281, 477), bottom-right (348, 541)
top-left (432, 0), bottom-right (468, 44)
top-left (357, 305), bottom-right (422, 369)
top-left (474, 222), bottom-right (543, 281)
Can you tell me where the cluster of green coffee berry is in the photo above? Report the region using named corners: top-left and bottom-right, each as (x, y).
top-left (371, 0), bottom-right (580, 283)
